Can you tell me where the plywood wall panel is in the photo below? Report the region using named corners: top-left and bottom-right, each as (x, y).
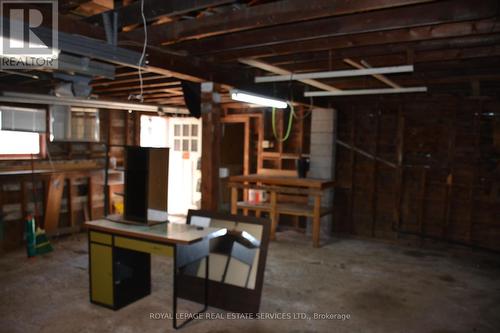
top-left (333, 95), bottom-right (499, 251)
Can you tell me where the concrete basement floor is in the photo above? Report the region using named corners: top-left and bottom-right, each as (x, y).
top-left (1, 231), bottom-right (499, 333)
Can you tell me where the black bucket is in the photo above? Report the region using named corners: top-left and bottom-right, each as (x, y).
top-left (296, 157), bottom-right (310, 178)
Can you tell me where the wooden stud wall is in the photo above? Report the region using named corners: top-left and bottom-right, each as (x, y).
top-left (332, 95), bottom-right (500, 251)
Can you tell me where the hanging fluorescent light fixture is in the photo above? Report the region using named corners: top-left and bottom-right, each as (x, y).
top-left (230, 89), bottom-right (288, 109)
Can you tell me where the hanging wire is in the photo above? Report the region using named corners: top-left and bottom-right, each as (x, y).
top-left (129, 0), bottom-right (148, 102)
top-left (272, 102), bottom-right (295, 142)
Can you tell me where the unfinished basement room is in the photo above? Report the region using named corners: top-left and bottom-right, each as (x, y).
top-left (0, 0), bottom-right (499, 332)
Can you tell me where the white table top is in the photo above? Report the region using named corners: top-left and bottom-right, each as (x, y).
top-left (85, 218), bottom-right (226, 245)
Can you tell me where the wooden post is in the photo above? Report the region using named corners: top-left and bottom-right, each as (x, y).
top-left (348, 109), bottom-right (356, 234)
top-left (417, 168), bottom-right (427, 242)
top-left (313, 195), bottom-right (322, 247)
top-left (370, 110), bottom-right (380, 237)
top-left (270, 190), bottom-right (278, 241)
top-left (68, 178), bottom-right (75, 228)
top-left (467, 104), bottom-right (481, 243)
top-left (394, 107), bottom-right (405, 235)
top-left (20, 181), bottom-right (27, 220)
top-left (87, 176), bottom-right (94, 221)
top-left (201, 82), bottom-right (222, 211)
top-left (442, 107), bottom-right (457, 238)
top-left (230, 186), bottom-right (238, 215)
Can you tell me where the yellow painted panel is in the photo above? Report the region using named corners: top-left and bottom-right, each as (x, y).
top-left (90, 243), bottom-right (113, 306)
top-left (90, 231), bottom-right (112, 245)
top-left (115, 237), bottom-right (173, 257)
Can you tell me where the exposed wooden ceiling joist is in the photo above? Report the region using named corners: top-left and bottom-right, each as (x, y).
top-left (260, 33), bottom-right (500, 67)
top-left (92, 81), bottom-right (181, 93)
top-left (85, 0), bottom-right (235, 26)
top-left (91, 74), bottom-right (169, 87)
top-left (122, 0), bottom-right (437, 45)
top-left (34, 11), bottom-right (255, 86)
top-left (343, 58), bottom-right (401, 89)
top-left (171, 0), bottom-right (498, 58)
top-left (239, 58), bottom-right (340, 92)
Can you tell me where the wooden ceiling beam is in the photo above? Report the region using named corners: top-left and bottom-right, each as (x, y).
top-left (260, 33), bottom-right (500, 67)
top-left (36, 11), bottom-right (256, 85)
top-left (91, 74), bottom-right (169, 87)
top-left (172, 1), bottom-right (499, 59)
top-left (101, 88), bottom-right (183, 97)
top-left (122, 0), bottom-right (437, 45)
top-left (92, 80), bottom-right (181, 93)
top-left (85, 0), bottom-right (235, 26)
top-left (239, 58), bottom-right (341, 92)
top-left (343, 58), bottom-right (401, 88)
top-left (268, 43), bottom-right (500, 74)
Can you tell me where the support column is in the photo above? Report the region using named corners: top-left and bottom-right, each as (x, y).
top-left (200, 82), bottom-right (221, 211)
top-left (307, 108), bottom-right (337, 242)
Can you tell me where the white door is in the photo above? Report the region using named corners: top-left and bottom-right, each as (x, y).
top-left (167, 118), bottom-right (202, 215)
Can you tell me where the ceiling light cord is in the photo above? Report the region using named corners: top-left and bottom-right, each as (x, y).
top-left (130, 0), bottom-right (148, 102)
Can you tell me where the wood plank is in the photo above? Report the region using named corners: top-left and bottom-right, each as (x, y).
top-left (270, 191), bottom-right (278, 240)
top-left (236, 201), bottom-right (331, 217)
top-left (370, 112), bottom-right (380, 237)
top-left (68, 178), bottom-right (76, 228)
top-left (417, 168), bottom-right (427, 237)
top-left (348, 110), bottom-right (356, 234)
top-left (172, 0), bottom-right (496, 55)
top-left (43, 174), bottom-right (65, 233)
top-left (86, 0), bottom-right (234, 26)
top-left (344, 58), bottom-right (401, 89)
top-left (124, 0), bottom-right (437, 44)
top-left (229, 174), bottom-right (334, 189)
top-left (394, 107), bottom-right (405, 235)
top-left (239, 58), bottom-right (340, 92)
top-left (312, 195), bottom-right (322, 247)
top-left (212, 19), bottom-right (500, 62)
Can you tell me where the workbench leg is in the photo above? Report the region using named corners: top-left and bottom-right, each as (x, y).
top-left (270, 191), bottom-right (278, 241)
top-left (313, 195), bottom-right (322, 248)
top-left (230, 187), bottom-right (238, 215)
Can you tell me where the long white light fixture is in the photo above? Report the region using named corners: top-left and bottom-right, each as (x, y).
top-left (305, 87), bottom-right (427, 97)
top-left (230, 89), bottom-right (287, 109)
top-left (255, 65), bottom-right (414, 83)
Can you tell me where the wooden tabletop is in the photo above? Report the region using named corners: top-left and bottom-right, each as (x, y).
top-left (0, 168), bottom-right (102, 177)
top-left (85, 219), bottom-right (227, 245)
top-left (229, 174), bottom-right (334, 189)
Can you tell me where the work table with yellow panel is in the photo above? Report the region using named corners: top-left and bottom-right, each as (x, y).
top-left (86, 218), bottom-right (226, 329)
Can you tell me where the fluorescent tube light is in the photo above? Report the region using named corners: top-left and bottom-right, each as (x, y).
top-left (256, 65), bottom-right (414, 83)
top-left (231, 89), bottom-right (287, 109)
top-left (304, 87), bottom-right (427, 97)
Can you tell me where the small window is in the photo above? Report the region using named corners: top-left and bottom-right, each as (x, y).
top-left (191, 139), bottom-right (198, 152)
top-left (174, 124), bottom-right (181, 137)
top-left (174, 139), bottom-right (180, 151)
top-left (0, 109), bottom-right (43, 158)
top-left (191, 124), bottom-right (198, 137)
top-left (182, 139), bottom-right (189, 151)
top-left (0, 130), bottom-right (41, 156)
top-left (182, 124), bottom-right (190, 136)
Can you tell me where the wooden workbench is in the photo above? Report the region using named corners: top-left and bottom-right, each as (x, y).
top-left (0, 168), bottom-right (103, 239)
top-left (228, 174), bottom-right (334, 247)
